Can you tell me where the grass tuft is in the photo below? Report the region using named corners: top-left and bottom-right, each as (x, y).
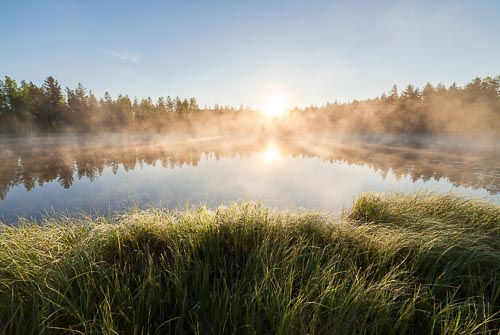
top-left (0, 194), bottom-right (499, 334)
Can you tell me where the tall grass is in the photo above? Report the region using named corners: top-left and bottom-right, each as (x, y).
top-left (0, 194), bottom-right (498, 334)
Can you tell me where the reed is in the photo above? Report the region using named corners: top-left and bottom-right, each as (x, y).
top-left (0, 194), bottom-right (498, 334)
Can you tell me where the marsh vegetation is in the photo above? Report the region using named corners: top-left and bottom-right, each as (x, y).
top-left (2, 2), bottom-right (499, 334)
top-left (0, 194), bottom-right (498, 334)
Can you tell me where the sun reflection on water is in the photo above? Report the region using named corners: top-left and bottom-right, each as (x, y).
top-left (261, 142), bottom-right (282, 165)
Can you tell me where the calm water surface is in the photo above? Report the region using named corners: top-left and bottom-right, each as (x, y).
top-left (0, 134), bottom-right (498, 222)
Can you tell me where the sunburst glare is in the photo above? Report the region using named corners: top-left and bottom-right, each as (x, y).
top-left (261, 96), bottom-right (286, 118)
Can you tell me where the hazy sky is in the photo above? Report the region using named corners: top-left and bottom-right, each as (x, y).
top-left (1, 0), bottom-right (499, 108)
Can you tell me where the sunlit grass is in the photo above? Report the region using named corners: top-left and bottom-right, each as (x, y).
top-left (0, 194), bottom-right (498, 334)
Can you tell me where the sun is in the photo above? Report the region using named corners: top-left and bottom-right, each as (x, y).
top-left (262, 96), bottom-right (286, 117)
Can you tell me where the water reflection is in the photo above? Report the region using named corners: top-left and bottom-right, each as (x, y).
top-left (0, 134), bottom-right (498, 221)
top-left (261, 142), bottom-right (282, 165)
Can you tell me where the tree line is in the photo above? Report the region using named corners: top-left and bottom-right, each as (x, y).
top-left (0, 75), bottom-right (499, 135)
top-left (296, 76), bottom-right (500, 135)
top-left (0, 76), bottom-right (216, 133)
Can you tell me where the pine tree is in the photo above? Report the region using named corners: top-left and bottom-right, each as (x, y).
top-left (42, 76), bottom-right (65, 130)
top-left (2, 76), bottom-right (22, 132)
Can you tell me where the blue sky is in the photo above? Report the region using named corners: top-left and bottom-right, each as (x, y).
top-left (1, 0), bottom-right (499, 108)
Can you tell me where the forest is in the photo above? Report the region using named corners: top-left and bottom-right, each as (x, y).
top-left (0, 75), bottom-right (499, 135)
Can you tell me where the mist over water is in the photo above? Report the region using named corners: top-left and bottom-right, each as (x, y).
top-left (0, 133), bottom-right (498, 223)
top-left (1, 75), bottom-right (498, 224)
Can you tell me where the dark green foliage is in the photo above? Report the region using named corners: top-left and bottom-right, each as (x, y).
top-left (0, 76), bottom-right (202, 134)
top-left (0, 75), bottom-right (498, 135)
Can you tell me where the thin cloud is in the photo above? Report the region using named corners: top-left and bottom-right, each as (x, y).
top-left (107, 50), bottom-right (141, 63)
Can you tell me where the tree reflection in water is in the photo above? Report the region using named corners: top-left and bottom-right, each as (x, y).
top-left (0, 134), bottom-right (498, 202)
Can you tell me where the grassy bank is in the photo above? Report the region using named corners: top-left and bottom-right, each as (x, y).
top-left (0, 194), bottom-right (499, 334)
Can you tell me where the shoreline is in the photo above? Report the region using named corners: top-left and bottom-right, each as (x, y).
top-left (1, 193), bottom-right (498, 334)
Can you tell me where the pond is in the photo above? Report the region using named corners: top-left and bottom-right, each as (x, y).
top-left (0, 133), bottom-right (498, 223)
